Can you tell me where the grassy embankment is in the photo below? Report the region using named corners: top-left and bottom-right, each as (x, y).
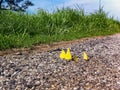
top-left (0, 8), bottom-right (120, 50)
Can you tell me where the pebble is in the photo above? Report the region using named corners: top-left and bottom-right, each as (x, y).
top-left (34, 80), bottom-right (41, 86)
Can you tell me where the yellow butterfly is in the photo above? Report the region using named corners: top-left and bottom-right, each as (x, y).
top-left (65, 48), bottom-right (72, 61)
top-left (83, 52), bottom-right (89, 60)
top-left (59, 48), bottom-right (72, 61)
top-left (73, 54), bottom-right (79, 63)
top-left (60, 49), bottom-right (66, 59)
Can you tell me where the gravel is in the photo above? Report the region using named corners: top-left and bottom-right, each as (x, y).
top-left (0, 34), bottom-right (120, 90)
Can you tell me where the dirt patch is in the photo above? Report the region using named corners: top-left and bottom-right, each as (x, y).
top-left (0, 34), bottom-right (117, 56)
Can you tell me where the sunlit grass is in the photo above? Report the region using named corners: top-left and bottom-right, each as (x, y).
top-left (0, 7), bottom-right (120, 50)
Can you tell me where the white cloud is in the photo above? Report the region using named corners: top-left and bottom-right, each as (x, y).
top-left (27, 0), bottom-right (120, 20)
top-left (57, 0), bottom-right (99, 14)
top-left (58, 0), bottom-right (97, 7)
top-left (102, 0), bottom-right (120, 20)
top-left (58, 0), bottom-right (120, 20)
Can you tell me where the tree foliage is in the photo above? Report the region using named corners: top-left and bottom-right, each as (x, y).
top-left (0, 0), bottom-right (33, 11)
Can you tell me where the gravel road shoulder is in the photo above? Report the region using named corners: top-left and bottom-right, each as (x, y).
top-left (0, 34), bottom-right (120, 90)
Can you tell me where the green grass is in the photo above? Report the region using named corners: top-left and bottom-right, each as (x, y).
top-left (0, 7), bottom-right (120, 50)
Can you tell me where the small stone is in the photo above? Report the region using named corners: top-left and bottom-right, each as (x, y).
top-left (117, 81), bottom-right (120, 85)
top-left (10, 80), bottom-right (16, 85)
top-left (74, 86), bottom-right (79, 90)
top-left (0, 76), bottom-right (5, 82)
top-left (85, 83), bottom-right (93, 90)
top-left (15, 85), bottom-right (22, 90)
top-left (9, 63), bottom-right (16, 68)
top-left (118, 67), bottom-right (120, 71)
top-left (34, 81), bottom-right (40, 86)
top-left (26, 83), bottom-right (33, 88)
top-left (15, 68), bottom-right (22, 72)
top-left (15, 52), bottom-right (22, 55)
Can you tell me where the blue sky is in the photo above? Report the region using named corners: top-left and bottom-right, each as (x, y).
top-left (27, 0), bottom-right (120, 20)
